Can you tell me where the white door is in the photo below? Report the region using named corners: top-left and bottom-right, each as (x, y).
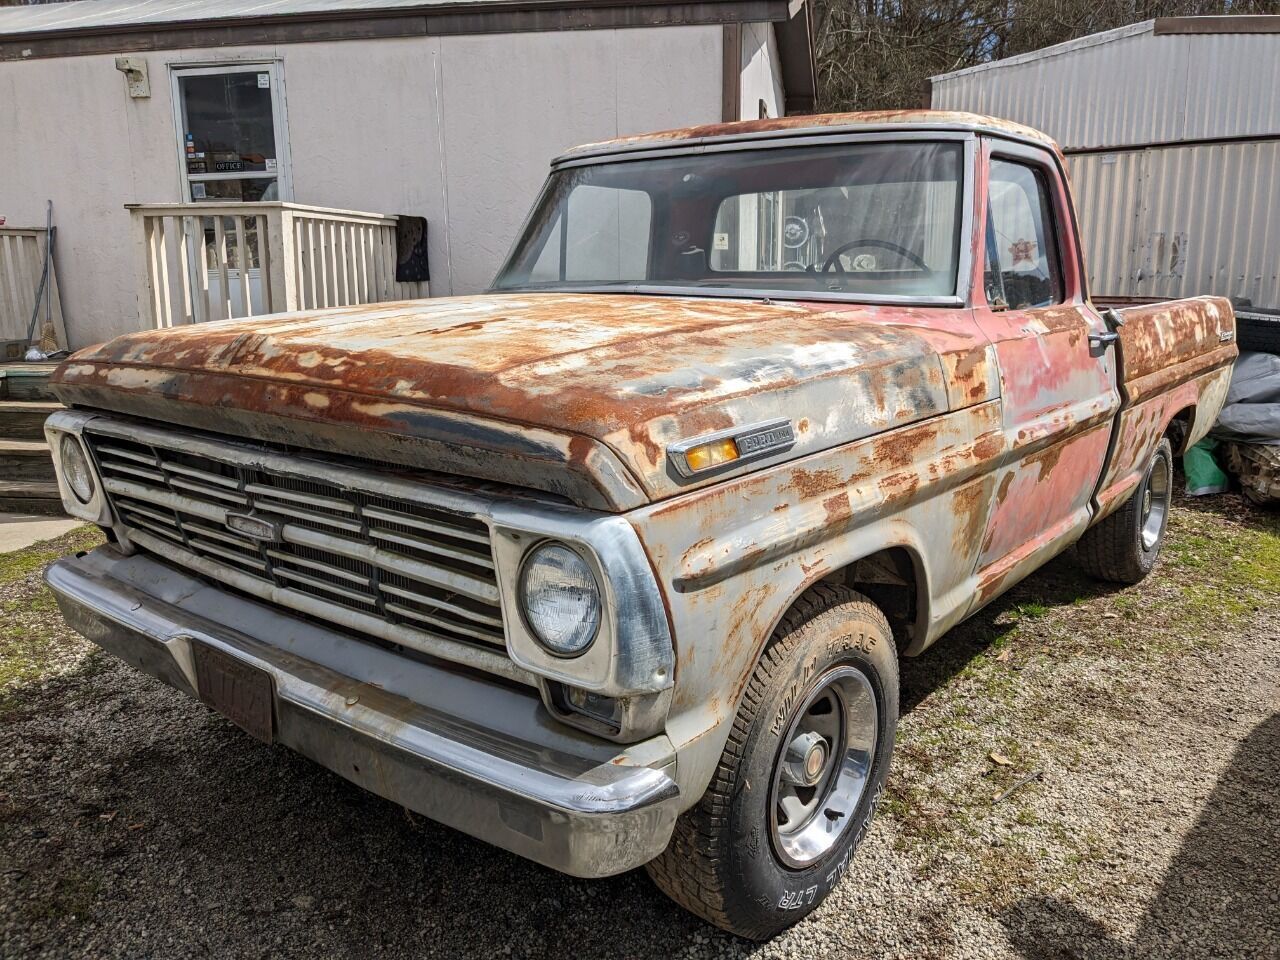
top-left (172, 63), bottom-right (291, 318)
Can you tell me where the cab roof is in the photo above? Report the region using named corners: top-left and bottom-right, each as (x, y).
top-left (558, 110), bottom-right (1060, 163)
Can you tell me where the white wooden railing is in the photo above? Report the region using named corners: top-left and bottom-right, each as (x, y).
top-left (128, 202), bottom-right (428, 327)
top-left (0, 226), bottom-right (67, 351)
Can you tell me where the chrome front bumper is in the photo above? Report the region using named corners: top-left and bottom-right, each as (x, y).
top-left (46, 547), bottom-right (681, 878)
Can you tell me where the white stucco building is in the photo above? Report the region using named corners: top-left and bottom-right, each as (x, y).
top-left (0, 0), bottom-right (815, 348)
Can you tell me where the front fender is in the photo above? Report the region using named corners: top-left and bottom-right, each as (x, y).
top-left (629, 401), bottom-right (1006, 807)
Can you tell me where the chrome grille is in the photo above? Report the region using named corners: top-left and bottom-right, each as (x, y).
top-left (84, 430), bottom-right (509, 659)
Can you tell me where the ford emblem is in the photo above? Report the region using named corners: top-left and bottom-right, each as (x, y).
top-left (226, 513), bottom-right (281, 543)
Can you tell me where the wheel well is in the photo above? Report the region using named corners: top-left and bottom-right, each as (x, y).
top-left (818, 547), bottom-right (922, 652)
top-left (1167, 406), bottom-right (1195, 454)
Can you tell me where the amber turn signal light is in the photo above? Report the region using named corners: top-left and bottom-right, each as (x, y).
top-left (683, 437), bottom-right (740, 473)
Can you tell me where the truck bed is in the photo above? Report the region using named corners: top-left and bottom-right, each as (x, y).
top-left (1092, 295), bottom-right (1237, 518)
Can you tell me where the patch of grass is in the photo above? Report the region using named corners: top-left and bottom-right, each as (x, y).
top-left (1, 525), bottom-right (104, 714)
top-left (1013, 601), bottom-right (1051, 619)
top-left (885, 494), bottom-right (1280, 909)
top-left (0, 526), bottom-right (102, 588)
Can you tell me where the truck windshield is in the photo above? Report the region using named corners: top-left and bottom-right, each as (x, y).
top-left (493, 141), bottom-right (963, 299)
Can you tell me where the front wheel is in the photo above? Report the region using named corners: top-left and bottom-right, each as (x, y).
top-left (645, 584), bottom-right (898, 940)
top-left (1077, 437), bottom-right (1174, 583)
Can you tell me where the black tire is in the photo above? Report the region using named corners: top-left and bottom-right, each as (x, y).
top-left (645, 584), bottom-right (898, 940)
top-left (1077, 437), bottom-right (1174, 583)
top-left (1236, 313), bottom-right (1280, 355)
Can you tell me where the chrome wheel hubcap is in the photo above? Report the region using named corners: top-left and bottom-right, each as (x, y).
top-left (1141, 454), bottom-right (1171, 551)
top-left (769, 666), bottom-right (878, 868)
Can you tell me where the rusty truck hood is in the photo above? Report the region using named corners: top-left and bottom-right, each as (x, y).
top-left (53, 293), bottom-right (996, 511)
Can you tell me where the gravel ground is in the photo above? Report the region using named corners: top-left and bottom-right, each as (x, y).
top-left (1, 491), bottom-right (1277, 960)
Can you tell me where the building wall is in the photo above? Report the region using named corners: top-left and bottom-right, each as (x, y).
top-left (1067, 142), bottom-right (1280, 308)
top-left (436, 26), bottom-right (722, 295)
top-left (738, 21), bottom-right (784, 119)
top-left (0, 25), bottom-right (725, 347)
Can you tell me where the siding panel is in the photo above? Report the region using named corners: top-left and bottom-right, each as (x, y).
top-left (933, 21), bottom-right (1280, 149)
top-left (1066, 142), bottom-right (1280, 306)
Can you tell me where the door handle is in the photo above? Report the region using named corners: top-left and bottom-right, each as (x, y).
top-left (1089, 331), bottom-right (1119, 347)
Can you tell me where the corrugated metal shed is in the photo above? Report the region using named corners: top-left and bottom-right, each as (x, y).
top-left (931, 16), bottom-right (1280, 309)
top-left (931, 18), bottom-right (1280, 150)
top-left (1069, 143), bottom-right (1280, 305)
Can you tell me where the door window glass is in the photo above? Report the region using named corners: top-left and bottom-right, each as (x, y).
top-left (177, 68), bottom-right (285, 202)
top-left (986, 160), bottom-right (1062, 308)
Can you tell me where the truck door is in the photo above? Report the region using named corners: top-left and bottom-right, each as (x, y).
top-left (969, 142), bottom-right (1121, 607)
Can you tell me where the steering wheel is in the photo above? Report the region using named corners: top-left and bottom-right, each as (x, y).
top-left (822, 239), bottom-right (930, 273)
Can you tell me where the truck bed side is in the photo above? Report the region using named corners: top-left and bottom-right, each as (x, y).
top-left (1093, 295), bottom-right (1237, 520)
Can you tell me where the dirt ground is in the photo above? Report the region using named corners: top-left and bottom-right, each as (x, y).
top-left (1, 491), bottom-right (1277, 960)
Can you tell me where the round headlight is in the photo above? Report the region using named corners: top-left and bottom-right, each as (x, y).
top-left (518, 542), bottom-right (602, 656)
top-left (58, 435), bottom-right (95, 504)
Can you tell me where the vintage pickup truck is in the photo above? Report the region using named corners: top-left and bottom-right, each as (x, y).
top-left (44, 111), bottom-right (1236, 938)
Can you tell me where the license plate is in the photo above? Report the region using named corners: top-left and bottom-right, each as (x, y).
top-left (191, 642), bottom-right (274, 744)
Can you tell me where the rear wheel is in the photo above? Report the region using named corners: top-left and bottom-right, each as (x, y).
top-left (645, 584), bottom-right (898, 940)
top-left (1077, 437), bottom-right (1173, 583)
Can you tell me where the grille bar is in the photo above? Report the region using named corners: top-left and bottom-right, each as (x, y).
top-left (87, 428), bottom-right (513, 671)
top-left (124, 528), bottom-right (530, 686)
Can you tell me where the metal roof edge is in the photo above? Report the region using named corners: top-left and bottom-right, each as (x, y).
top-left (930, 19), bottom-right (1154, 84)
top-left (0, 0), bottom-right (782, 42)
top-left (775, 0), bottom-right (817, 114)
top-left (0, 0), bottom-right (794, 63)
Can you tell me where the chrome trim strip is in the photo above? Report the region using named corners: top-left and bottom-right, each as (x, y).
top-left (159, 459), bottom-right (239, 488)
top-left (363, 504), bottom-right (491, 546)
top-left (491, 285), bottom-right (966, 309)
top-left (265, 549), bottom-right (370, 586)
top-left (378, 582), bottom-right (503, 628)
top-left (243, 482), bottom-right (357, 513)
top-left (368, 526), bottom-right (495, 570)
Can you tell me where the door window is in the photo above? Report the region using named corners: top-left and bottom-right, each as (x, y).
top-left (175, 65), bottom-right (288, 202)
top-left (985, 160), bottom-right (1062, 309)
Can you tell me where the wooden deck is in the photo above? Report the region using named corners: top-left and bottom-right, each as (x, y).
top-left (0, 362), bottom-right (59, 401)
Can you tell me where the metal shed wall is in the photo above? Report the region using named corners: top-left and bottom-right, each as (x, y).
top-left (1066, 143), bottom-right (1280, 307)
top-left (931, 18), bottom-right (1280, 309)
top-left (931, 21), bottom-right (1280, 151)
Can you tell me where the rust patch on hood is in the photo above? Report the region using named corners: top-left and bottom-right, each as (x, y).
top-left (56, 292), bottom-right (988, 507)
